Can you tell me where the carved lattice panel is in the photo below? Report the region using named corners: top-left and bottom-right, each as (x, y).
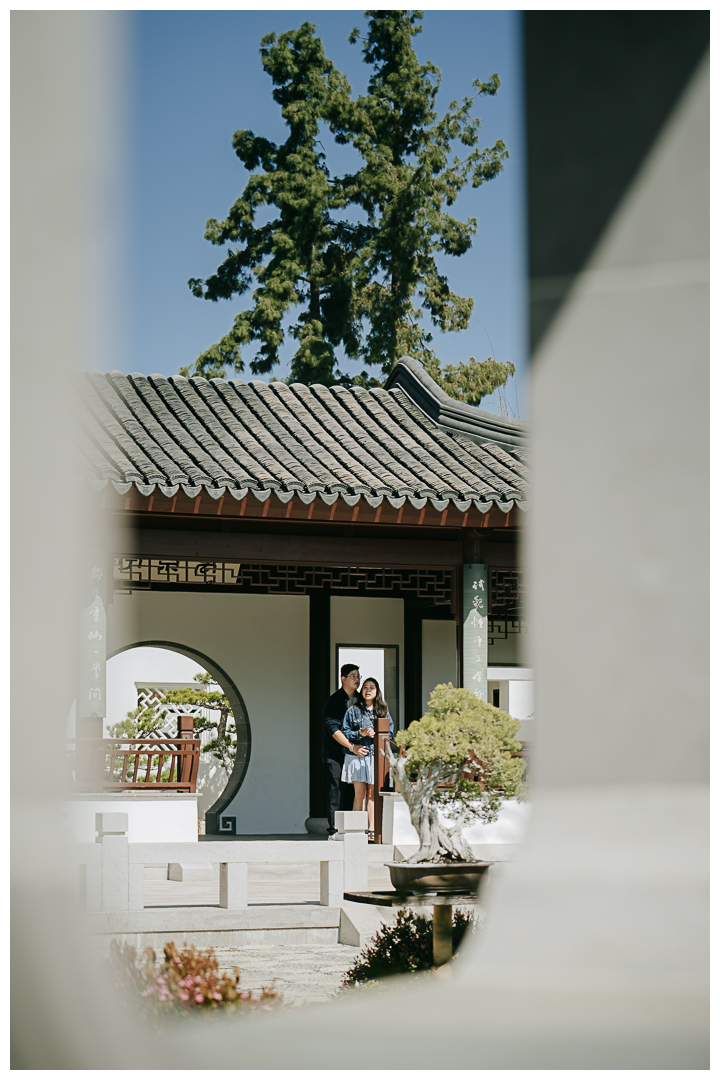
top-left (489, 568), bottom-right (523, 619)
top-left (487, 619), bottom-right (526, 645)
top-left (114, 558), bottom-right (454, 607)
top-left (136, 684), bottom-right (206, 717)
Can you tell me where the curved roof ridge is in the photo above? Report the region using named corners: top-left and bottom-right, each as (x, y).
top-left (383, 356), bottom-right (528, 452)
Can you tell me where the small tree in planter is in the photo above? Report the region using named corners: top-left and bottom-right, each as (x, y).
top-left (161, 673), bottom-right (237, 776)
top-left (107, 673), bottom-right (237, 781)
top-left (386, 683), bottom-right (526, 864)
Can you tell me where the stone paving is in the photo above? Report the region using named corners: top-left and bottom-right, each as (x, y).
top-left (138, 869), bottom-right (406, 1007)
top-left (212, 944), bottom-right (362, 1007)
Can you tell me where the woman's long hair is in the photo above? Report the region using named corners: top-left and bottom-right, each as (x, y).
top-left (358, 677), bottom-right (388, 718)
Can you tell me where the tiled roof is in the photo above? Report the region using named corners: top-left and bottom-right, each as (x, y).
top-left (78, 358), bottom-right (529, 513)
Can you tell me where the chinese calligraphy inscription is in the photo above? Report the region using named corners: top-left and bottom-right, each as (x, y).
top-left (78, 595), bottom-right (106, 718)
top-left (463, 563), bottom-right (488, 702)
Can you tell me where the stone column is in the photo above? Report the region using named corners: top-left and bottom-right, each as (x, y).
top-left (462, 563), bottom-right (488, 701)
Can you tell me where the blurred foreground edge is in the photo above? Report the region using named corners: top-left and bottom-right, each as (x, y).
top-left (11, 11), bottom-right (708, 1069)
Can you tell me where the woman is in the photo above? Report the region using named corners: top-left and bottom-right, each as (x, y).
top-left (341, 677), bottom-right (394, 839)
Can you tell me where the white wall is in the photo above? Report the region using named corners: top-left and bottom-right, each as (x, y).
top-left (488, 625), bottom-right (527, 665)
top-left (421, 620), bottom-right (457, 715)
top-left (330, 596), bottom-right (404, 723)
top-left (487, 666), bottom-right (535, 739)
top-left (62, 794), bottom-right (198, 843)
top-left (105, 646), bottom-right (203, 730)
top-left (107, 591), bottom-right (309, 834)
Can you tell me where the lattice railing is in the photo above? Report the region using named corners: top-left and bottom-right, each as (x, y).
top-left (68, 737), bottom-right (200, 793)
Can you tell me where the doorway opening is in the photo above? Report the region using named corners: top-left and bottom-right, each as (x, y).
top-left (336, 644), bottom-right (399, 728)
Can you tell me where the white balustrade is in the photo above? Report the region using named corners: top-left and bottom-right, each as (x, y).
top-left (71, 812), bottom-right (359, 911)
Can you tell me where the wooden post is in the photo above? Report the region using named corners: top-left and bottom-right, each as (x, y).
top-left (373, 716), bottom-right (392, 844)
top-left (433, 904), bottom-right (454, 966)
top-left (404, 601), bottom-right (423, 728)
top-left (309, 591), bottom-right (331, 819)
top-left (176, 715), bottom-right (194, 787)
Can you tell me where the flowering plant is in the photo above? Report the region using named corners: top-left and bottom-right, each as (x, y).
top-left (109, 940), bottom-right (281, 1032)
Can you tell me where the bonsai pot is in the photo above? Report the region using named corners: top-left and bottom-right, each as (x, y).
top-left (386, 861), bottom-right (491, 895)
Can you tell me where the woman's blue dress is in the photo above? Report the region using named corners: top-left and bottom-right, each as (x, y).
top-left (340, 704), bottom-right (394, 784)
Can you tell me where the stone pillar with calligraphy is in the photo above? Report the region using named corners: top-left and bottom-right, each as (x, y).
top-left (462, 563), bottom-right (488, 701)
top-left (77, 566), bottom-right (107, 738)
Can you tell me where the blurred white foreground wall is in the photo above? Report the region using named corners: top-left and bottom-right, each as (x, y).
top-left (11, 12), bottom-right (708, 1068)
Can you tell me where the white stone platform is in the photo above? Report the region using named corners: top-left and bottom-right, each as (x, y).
top-left (62, 792), bottom-right (199, 843)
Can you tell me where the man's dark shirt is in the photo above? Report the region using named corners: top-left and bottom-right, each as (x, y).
top-left (321, 687), bottom-right (355, 764)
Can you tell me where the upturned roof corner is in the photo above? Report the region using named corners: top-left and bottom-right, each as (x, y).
top-left (384, 356), bottom-right (528, 453)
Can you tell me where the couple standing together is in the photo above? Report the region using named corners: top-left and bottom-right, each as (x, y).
top-left (321, 663), bottom-right (395, 839)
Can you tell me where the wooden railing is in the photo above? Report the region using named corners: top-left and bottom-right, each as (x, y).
top-left (68, 717), bottom-right (201, 793)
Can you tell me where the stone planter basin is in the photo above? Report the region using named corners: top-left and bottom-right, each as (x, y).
top-left (386, 861), bottom-right (491, 895)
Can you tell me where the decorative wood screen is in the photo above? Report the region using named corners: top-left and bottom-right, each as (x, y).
top-left (114, 557), bottom-right (456, 609)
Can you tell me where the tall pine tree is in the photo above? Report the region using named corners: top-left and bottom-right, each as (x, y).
top-left (184, 23), bottom-right (362, 383)
top-left (329, 11), bottom-right (514, 402)
top-left (185, 12), bottom-right (515, 407)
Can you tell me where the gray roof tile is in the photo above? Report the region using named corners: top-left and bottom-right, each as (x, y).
top-left (77, 358), bottom-right (529, 512)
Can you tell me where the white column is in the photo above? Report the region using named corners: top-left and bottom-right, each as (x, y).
top-left (335, 810), bottom-right (368, 892)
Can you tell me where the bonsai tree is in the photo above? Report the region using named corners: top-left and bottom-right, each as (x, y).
top-left (385, 683), bottom-right (526, 864)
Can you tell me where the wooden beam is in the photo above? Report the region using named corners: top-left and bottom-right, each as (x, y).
top-left (116, 528), bottom-right (465, 568)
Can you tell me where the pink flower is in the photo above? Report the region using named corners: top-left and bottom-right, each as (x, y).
top-left (194, 993), bottom-right (204, 1003)
top-left (179, 992), bottom-right (189, 1001)
top-left (213, 992), bottom-right (223, 1001)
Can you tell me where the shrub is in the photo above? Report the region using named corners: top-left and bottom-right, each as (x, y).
top-left (109, 940), bottom-right (282, 1032)
top-left (341, 908), bottom-right (478, 988)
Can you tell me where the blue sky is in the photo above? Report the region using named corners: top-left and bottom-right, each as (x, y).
top-left (118, 10), bottom-right (528, 418)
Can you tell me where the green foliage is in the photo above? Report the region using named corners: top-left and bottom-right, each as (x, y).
top-left (106, 704), bottom-right (173, 783)
top-left (107, 673), bottom-right (237, 776)
top-left (109, 940), bottom-right (282, 1032)
top-left (394, 683), bottom-right (526, 824)
top-left (423, 355), bottom-right (516, 407)
top-left (185, 11), bottom-right (512, 405)
top-left (161, 672), bottom-right (237, 772)
top-left (184, 22), bottom-right (359, 385)
top-left (326, 11), bottom-right (509, 387)
top-left (341, 908), bottom-right (477, 987)
top-left (107, 704), bottom-right (167, 741)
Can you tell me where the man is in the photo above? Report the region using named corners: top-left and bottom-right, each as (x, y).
top-left (322, 663), bottom-right (369, 835)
